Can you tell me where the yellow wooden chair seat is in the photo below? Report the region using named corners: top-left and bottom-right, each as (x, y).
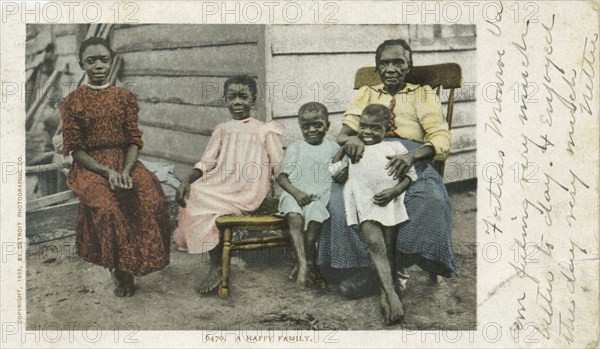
top-left (214, 198), bottom-right (290, 299)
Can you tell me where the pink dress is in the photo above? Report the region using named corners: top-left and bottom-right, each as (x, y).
top-left (173, 117), bottom-right (286, 253)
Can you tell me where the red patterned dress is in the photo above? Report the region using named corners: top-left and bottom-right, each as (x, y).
top-left (60, 85), bottom-right (170, 276)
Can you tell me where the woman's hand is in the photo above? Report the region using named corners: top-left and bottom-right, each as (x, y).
top-left (386, 152), bottom-right (416, 180)
top-left (120, 172), bottom-right (134, 189)
top-left (176, 181), bottom-right (191, 208)
top-left (386, 145), bottom-right (435, 179)
top-left (343, 136), bottom-right (365, 164)
top-left (107, 169), bottom-right (125, 191)
top-left (72, 149), bottom-right (128, 190)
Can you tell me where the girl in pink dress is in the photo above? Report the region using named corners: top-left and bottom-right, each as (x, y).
top-left (174, 75), bottom-right (286, 293)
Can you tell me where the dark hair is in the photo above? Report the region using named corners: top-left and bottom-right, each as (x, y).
top-left (223, 75), bottom-right (258, 101)
top-left (362, 104), bottom-right (391, 131)
top-left (298, 102), bottom-right (329, 121)
top-left (78, 37), bottom-right (114, 61)
top-left (375, 39), bottom-right (413, 68)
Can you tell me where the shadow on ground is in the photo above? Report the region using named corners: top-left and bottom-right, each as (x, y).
top-left (26, 187), bottom-right (476, 331)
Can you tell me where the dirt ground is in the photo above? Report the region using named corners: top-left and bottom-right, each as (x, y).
top-left (26, 187), bottom-right (476, 331)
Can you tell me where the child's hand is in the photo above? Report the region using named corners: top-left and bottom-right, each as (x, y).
top-left (176, 182), bottom-right (191, 208)
top-left (293, 192), bottom-right (314, 206)
top-left (331, 167), bottom-right (348, 184)
top-left (373, 188), bottom-right (399, 207)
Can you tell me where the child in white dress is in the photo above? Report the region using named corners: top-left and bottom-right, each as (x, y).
top-left (331, 104), bottom-right (416, 324)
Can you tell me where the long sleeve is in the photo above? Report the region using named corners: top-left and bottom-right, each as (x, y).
top-left (193, 126), bottom-right (222, 174)
top-left (59, 98), bottom-right (83, 156)
top-left (415, 85), bottom-right (451, 161)
top-left (122, 91), bottom-right (144, 149)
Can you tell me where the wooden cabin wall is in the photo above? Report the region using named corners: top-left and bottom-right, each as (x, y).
top-left (25, 24), bottom-right (86, 201)
top-left (27, 24), bottom-right (475, 184)
top-left (266, 24), bottom-right (476, 183)
top-left (25, 24), bottom-right (86, 108)
top-left (25, 24), bottom-right (85, 77)
top-left (110, 24), bottom-right (267, 178)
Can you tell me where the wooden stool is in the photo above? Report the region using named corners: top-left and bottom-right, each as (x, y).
top-left (215, 214), bottom-right (289, 299)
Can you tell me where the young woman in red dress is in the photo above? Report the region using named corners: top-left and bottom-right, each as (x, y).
top-left (60, 37), bottom-right (170, 297)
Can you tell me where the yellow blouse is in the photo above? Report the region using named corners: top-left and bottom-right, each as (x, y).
top-left (343, 83), bottom-right (450, 161)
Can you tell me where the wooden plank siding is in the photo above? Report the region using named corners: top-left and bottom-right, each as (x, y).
top-left (269, 50), bottom-right (477, 117)
top-left (266, 24), bottom-right (476, 183)
top-left (34, 24), bottom-right (474, 183)
top-left (121, 76), bottom-right (230, 105)
top-left (270, 25), bottom-right (411, 54)
top-left (139, 125), bottom-right (210, 165)
top-left (111, 24), bottom-right (263, 53)
top-left (50, 25), bottom-right (85, 78)
top-left (27, 24), bottom-right (85, 95)
top-left (109, 24), bottom-right (267, 178)
top-left (119, 44), bottom-right (260, 78)
top-left (137, 102), bottom-right (231, 135)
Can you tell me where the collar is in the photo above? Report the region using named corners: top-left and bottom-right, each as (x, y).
top-left (236, 116), bottom-right (254, 123)
top-left (369, 83), bottom-right (420, 98)
top-left (86, 82), bottom-right (111, 90)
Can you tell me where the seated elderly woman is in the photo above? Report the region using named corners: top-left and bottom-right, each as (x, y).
top-left (318, 39), bottom-right (458, 298)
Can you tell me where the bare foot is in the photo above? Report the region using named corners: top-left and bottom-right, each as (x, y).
top-left (307, 267), bottom-right (327, 289)
top-left (386, 293), bottom-right (405, 324)
top-left (111, 270), bottom-right (135, 297)
top-left (195, 268), bottom-right (221, 294)
top-left (379, 293), bottom-right (391, 321)
top-left (296, 266), bottom-right (308, 288)
top-left (288, 264), bottom-right (299, 281)
top-left (379, 291), bottom-right (404, 324)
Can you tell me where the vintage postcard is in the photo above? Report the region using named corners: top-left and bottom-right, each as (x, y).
top-left (1, 1), bottom-right (598, 348)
